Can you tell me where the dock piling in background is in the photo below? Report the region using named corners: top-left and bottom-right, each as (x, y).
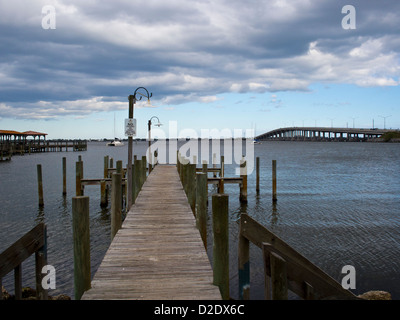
top-left (272, 160), bottom-right (277, 202)
top-left (256, 157), bottom-right (260, 193)
top-left (187, 164), bottom-right (196, 214)
top-left (196, 172), bottom-right (207, 250)
top-left (62, 157), bottom-right (67, 196)
top-left (239, 158), bottom-right (248, 203)
top-left (72, 196), bottom-right (91, 300)
top-left (100, 180), bottom-right (107, 207)
top-left (37, 164), bottom-right (44, 207)
top-left (111, 173), bottom-right (122, 240)
top-left (212, 193), bottom-right (229, 300)
top-left (75, 161), bottom-right (82, 196)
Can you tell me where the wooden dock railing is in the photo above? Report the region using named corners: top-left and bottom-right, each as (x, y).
top-left (0, 223), bottom-right (48, 300)
top-left (238, 214), bottom-right (357, 300)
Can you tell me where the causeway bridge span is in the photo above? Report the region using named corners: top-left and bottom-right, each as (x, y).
top-left (256, 127), bottom-right (393, 142)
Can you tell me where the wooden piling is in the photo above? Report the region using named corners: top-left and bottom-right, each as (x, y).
top-left (270, 251), bottom-right (288, 300)
top-left (72, 196), bottom-right (91, 300)
top-left (240, 158), bottom-right (248, 203)
top-left (272, 160), bottom-right (277, 202)
top-left (103, 156), bottom-right (109, 179)
top-left (202, 161), bottom-right (208, 174)
top-left (134, 158), bottom-right (141, 201)
top-left (130, 164), bottom-right (135, 205)
top-left (212, 193), bottom-right (229, 300)
top-left (188, 164), bottom-right (196, 214)
top-left (76, 161), bottom-right (82, 196)
top-left (256, 157), bottom-right (260, 193)
top-left (62, 157), bottom-right (67, 195)
top-left (238, 224), bottom-right (250, 300)
top-left (182, 162), bottom-right (189, 195)
top-left (35, 224), bottom-right (48, 300)
top-left (103, 156), bottom-right (109, 199)
top-left (100, 180), bottom-right (107, 208)
top-left (213, 153), bottom-right (217, 178)
top-left (196, 173), bottom-right (207, 250)
top-left (116, 160), bottom-right (122, 174)
top-left (219, 156), bottom-right (224, 193)
top-left (221, 156), bottom-right (224, 177)
top-left (37, 164), bottom-right (44, 207)
top-left (141, 155), bottom-right (147, 186)
top-left (111, 173), bottom-right (122, 240)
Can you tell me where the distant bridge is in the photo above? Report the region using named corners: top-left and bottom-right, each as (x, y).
top-left (256, 127), bottom-right (393, 142)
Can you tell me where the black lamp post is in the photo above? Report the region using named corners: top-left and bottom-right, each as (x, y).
top-left (147, 116), bottom-right (162, 174)
top-left (127, 87), bottom-right (152, 209)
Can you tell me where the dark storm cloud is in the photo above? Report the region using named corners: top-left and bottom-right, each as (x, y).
top-left (0, 0), bottom-right (399, 119)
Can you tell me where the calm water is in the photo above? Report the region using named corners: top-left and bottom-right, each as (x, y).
top-left (1, 140), bottom-right (399, 299)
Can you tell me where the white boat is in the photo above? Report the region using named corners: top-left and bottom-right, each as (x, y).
top-left (106, 113), bottom-right (124, 146)
top-left (106, 138), bottom-right (124, 147)
top-left (252, 139), bottom-right (261, 144)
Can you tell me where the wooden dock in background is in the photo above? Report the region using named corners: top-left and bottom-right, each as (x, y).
top-left (82, 165), bottom-right (221, 300)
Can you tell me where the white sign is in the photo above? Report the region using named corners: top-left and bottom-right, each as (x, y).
top-left (125, 118), bottom-right (137, 137)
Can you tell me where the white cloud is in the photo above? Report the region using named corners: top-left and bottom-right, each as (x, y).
top-left (0, 0), bottom-right (400, 120)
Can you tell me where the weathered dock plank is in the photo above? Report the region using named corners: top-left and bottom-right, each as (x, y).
top-left (82, 165), bottom-right (221, 300)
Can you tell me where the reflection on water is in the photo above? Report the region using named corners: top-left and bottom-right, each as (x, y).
top-left (1, 140), bottom-right (400, 300)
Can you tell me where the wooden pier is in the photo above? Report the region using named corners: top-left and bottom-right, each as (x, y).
top-left (82, 165), bottom-right (221, 300)
top-left (1, 130), bottom-right (87, 156)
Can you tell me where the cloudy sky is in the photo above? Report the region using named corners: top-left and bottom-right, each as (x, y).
top-left (0, 0), bottom-right (399, 139)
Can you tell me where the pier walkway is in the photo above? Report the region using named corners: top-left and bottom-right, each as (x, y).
top-left (82, 165), bottom-right (221, 300)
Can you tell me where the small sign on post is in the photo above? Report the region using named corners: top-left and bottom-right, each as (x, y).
top-left (125, 118), bottom-right (137, 137)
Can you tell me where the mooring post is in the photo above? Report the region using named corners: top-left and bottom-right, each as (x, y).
top-left (272, 160), bottom-right (277, 202)
top-left (80, 158), bottom-right (83, 190)
top-left (196, 173), bottom-right (207, 250)
top-left (132, 163), bottom-right (136, 206)
top-left (256, 157), bottom-right (260, 193)
top-left (100, 180), bottom-right (107, 207)
top-left (202, 160), bottom-right (208, 174)
top-left (182, 162), bottom-right (187, 194)
top-left (218, 156), bottom-right (224, 193)
top-left (76, 161), bottom-right (82, 196)
top-left (142, 155), bottom-right (147, 184)
top-left (270, 251), bottom-right (288, 300)
top-left (240, 158), bottom-right (248, 203)
top-left (37, 164), bottom-right (44, 207)
top-left (104, 156), bottom-right (109, 179)
top-left (35, 224), bottom-right (48, 300)
top-left (213, 153), bottom-right (217, 178)
top-left (116, 160), bottom-right (122, 174)
top-left (179, 156), bottom-right (184, 182)
top-left (238, 219), bottom-right (250, 300)
top-left (221, 155), bottom-right (224, 177)
top-left (111, 173), bottom-right (122, 240)
top-left (134, 158), bottom-right (141, 201)
top-left (212, 193), bottom-right (229, 300)
top-left (62, 157), bottom-right (67, 196)
top-left (188, 164), bottom-right (197, 215)
top-left (116, 160), bottom-right (124, 206)
top-left (177, 151), bottom-right (180, 173)
top-left (72, 196), bottom-right (91, 300)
